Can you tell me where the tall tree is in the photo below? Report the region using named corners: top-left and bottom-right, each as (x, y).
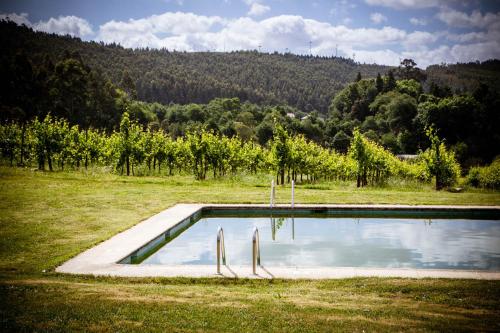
top-left (375, 73), bottom-right (383, 93)
top-left (384, 70), bottom-right (396, 92)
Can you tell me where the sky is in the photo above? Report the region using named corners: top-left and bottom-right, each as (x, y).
top-left (1, 0), bottom-right (500, 68)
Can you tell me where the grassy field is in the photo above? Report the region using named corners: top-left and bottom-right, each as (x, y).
top-left (1, 166), bottom-right (500, 332)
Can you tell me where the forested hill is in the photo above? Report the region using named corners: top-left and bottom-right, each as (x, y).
top-left (0, 21), bottom-right (391, 114)
top-left (426, 60), bottom-right (500, 93)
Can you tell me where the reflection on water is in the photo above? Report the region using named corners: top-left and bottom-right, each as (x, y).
top-left (142, 217), bottom-right (500, 270)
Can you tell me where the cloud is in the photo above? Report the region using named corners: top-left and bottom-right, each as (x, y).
top-left (409, 17), bottom-right (426, 26)
top-left (243, 0), bottom-right (270, 17)
top-left (437, 8), bottom-right (500, 29)
top-left (247, 2), bottom-right (270, 16)
top-left (365, 0), bottom-right (441, 9)
top-left (34, 16), bottom-right (93, 37)
top-left (98, 12), bottom-right (225, 48)
top-left (0, 12), bottom-right (93, 38)
top-left (402, 31), bottom-right (439, 51)
top-left (370, 12), bottom-right (387, 24)
top-left (0, 12), bottom-right (31, 26)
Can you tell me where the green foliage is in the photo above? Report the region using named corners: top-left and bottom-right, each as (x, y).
top-left (0, 122), bottom-right (21, 166)
top-left (349, 129), bottom-right (427, 187)
top-left (271, 122), bottom-right (290, 184)
top-left (396, 79), bottom-right (422, 98)
top-left (419, 127), bottom-right (461, 190)
top-left (467, 158), bottom-right (500, 189)
top-left (1, 115), bottom-right (431, 188)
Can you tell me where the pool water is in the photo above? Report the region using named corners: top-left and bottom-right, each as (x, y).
top-left (141, 217), bottom-right (500, 270)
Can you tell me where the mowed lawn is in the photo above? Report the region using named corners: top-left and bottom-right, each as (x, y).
top-left (1, 166), bottom-right (500, 332)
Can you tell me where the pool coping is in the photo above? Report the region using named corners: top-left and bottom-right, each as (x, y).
top-left (55, 204), bottom-right (500, 280)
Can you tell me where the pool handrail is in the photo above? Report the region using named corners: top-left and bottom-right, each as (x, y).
top-left (216, 226), bottom-right (226, 274)
top-left (252, 227), bottom-right (261, 274)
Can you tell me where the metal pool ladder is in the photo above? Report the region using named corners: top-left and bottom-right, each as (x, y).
top-left (217, 227), bottom-right (226, 274)
top-left (252, 227), bottom-right (261, 274)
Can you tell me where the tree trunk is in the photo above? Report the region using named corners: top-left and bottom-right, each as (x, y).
top-left (47, 154), bottom-right (53, 171)
top-left (126, 156), bottom-right (130, 176)
top-left (84, 129), bottom-right (88, 170)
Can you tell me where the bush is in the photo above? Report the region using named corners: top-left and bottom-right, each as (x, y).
top-left (467, 159), bottom-right (500, 189)
top-left (420, 127), bottom-right (461, 190)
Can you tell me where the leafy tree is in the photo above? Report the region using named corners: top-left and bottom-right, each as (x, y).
top-left (0, 122), bottom-right (21, 166)
top-left (397, 58), bottom-right (426, 82)
top-left (384, 70), bottom-right (396, 92)
top-left (31, 114), bottom-right (68, 171)
top-left (271, 121), bottom-right (290, 185)
top-left (116, 112), bottom-right (141, 175)
top-left (332, 130), bottom-right (350, 153)
top-left (375, 73), bottom-right (384, 93)
top-left (420, 127), bottom-right (460, 190)
top-left (396, 79), bottom-right (422, 99)
top-left (120, 70), bottom-right (137, 99)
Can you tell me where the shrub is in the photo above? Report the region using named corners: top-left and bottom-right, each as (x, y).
top-left (467, 159), bottom-right (500, 189)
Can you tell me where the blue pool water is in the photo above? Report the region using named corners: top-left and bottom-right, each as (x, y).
top-left (141, 217), bottom-right (500, 270)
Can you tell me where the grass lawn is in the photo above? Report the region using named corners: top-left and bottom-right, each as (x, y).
top-left (1, 166), bottom-right (500, 332)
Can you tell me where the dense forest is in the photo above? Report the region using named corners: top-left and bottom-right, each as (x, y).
top-left (0, 21), bottom-right (391, 114)
top-left (1, 20), bottom-right (499, 179)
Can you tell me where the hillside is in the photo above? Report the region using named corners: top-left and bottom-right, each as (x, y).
top-left (0, 21), bottom-right (391, 114)
top-left (426, 60), bottom-right (500, 93)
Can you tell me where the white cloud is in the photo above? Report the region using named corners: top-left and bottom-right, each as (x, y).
top-left (247, 2), bottom-right (270, 16)
top-left (437, 8), bottom-right (500, 29)
top-left (402, 31), bottom-right (440, 53)
top-left (98, 12), bottom-right (225, 48)
top-left (365, 0), bottom-right (441, 9)
top-left (0, 12), bottom-right (93, 38)
top-left (0, 12), bottom-right (31, 26)
top-left (347, 48), bottom-right (402, 65)
top-left (370, 12), bottom-right (387, 24)
top-left (34, 16), bottom-right (93, 37)
top-left (409, 17), bottom-right (426, 26)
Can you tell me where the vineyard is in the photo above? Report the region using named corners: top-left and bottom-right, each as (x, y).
top-left (0, 113), bottom-right (460, 187)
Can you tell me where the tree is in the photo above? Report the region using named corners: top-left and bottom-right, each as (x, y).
top-left (396, 79), bottom-right (422, 99)
top-left (120, 70), bottom-right (137, 99)
top-left (376, 73), bottom-right (383, 93)
top-left (397, 58), bottom-right (426, 82)
top-left (31, 114), bottom-right (68, 171)
top-left (50, 58), bottom-right (90, 126)
top-left (332, 130), bottom-right (350, 153)
top-left (271, 121), bottom-right (290, 185)
top-left (117, 112), bottom-right (141, 175)
top-left (384, 70), bottom-right (396, 92)
top-left (420, 127), bottom-right (460, 190)
top-left (355, 72), bottom-right (362, 82)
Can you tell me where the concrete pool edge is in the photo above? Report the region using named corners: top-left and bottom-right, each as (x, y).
top-left (55, 203), bottom-right (500, 280)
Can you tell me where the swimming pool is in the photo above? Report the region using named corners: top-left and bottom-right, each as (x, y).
top-left (57, 204), bottom-right (500, 279)
top-left (122, 207), bottom-right (500, 271)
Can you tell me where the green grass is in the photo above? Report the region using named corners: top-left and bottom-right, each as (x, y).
top-left (1, 166), bottom-right (500, 332)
